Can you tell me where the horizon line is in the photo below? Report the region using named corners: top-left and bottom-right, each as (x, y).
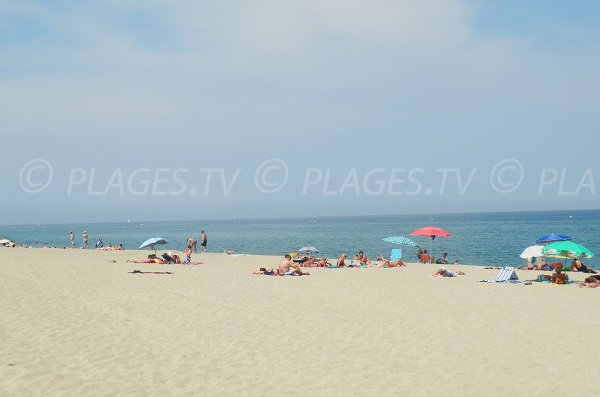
top-left (2, 208), bottom-right (598, 228)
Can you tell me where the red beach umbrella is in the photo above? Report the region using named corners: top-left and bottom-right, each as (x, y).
top-left (410, 226), bottom-right (452, 263)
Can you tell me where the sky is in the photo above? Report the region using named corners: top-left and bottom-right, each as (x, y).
top-left (1, 0), bottom-right (600, 224)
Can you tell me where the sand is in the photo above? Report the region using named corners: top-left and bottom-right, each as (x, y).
top-left (1, 248), bottom-right (599, 397)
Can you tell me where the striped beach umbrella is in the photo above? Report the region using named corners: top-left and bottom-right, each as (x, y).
top-left (298, 246), bottom-right (319, 256)
top-left (382, 236), bottom-right (419, 247)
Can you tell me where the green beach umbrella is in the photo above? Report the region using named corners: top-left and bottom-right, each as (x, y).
top-left (542, 241), bottom-right (594, 259)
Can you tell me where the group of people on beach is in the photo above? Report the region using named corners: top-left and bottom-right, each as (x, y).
top-left (253, 250), bottom-right (411, 276)
top-left (525, 257), bottom-right (597, 274)
top-left (66, 230), bottom-right (124, 250)
top-left (288, 251), bottom-right (408, 269)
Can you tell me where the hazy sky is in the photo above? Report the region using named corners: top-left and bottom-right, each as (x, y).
top-left (2, 0), bottom-right (600, 224)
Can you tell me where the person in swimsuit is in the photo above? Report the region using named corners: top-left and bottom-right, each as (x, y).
top-left (188, 237), bottom-right (198, 253)
top-left (253, 267), bottom-right (277, 275)
top-left (357, 251), bottom-right (371, 266)
top-left (82, 231), bottom-right (89, 249)
top-left (580, 275), bottom-right (600, 288)
top-left (278, 254), bottom-right (309, 275)
top-left (571, 258), bottom-right (597, 273)
top-left (550, 263), bottom-right (569, 284)
top-left (432, 267), bottom-right (465, 277)
top-left (200, 230), bottom-right (207, 252)
top-left (127, 254), bottom-right (167, 264)
top-left (337, 254), bottom-right (347, 267)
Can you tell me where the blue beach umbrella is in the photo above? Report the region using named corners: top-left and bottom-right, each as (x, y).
top-left (139, 237), bottom-right (167, 252)
top-left (534, 234), bottom-right (571, 244)
top-left (382, 236), bottom-right (419, 247)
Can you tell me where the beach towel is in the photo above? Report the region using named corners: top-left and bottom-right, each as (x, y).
top-left (480, 266), bottom-right (519, 283)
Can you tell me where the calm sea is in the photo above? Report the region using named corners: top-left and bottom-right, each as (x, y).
top-left (1, 210), bottom-right (599, 268)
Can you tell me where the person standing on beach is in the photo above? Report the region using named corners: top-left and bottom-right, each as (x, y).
top-left (69, 231), bottom-right (75, 247)
top-left (200, 230), bottom-right (207, 252)
top-left (82, 231), bottom-right (89, 249)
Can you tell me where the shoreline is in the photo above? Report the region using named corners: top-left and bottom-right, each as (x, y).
top-left (1, 245), bottom-right (598, 271)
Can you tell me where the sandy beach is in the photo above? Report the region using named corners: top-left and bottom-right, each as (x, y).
top-left (1, 248), bottom-right (599, 396)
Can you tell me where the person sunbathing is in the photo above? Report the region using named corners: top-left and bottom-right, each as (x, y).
top-left (571, 259), bottom-right (597, 273)
top-left (127, 254), bottom-right (167, 264)
top-left (419, 250), bottom-right (433, 264)
top-left (317, 258), bottom-right (330, 267)
top-left (580, 275), bottom-right (600, 288)
top-left (302, 257), bottom-right (317, 267)
top-left (253, 267), bottom-right (278, 275)
top-left (336, 254), bottom-right (347, 267)
top-left (356, 251), bottom-right (371, 266)
top-left (432, 266), bottom-right (465, 277)
top-left (550, 264), bottom-right (569, 284)
top-left (278, 255), bottom-right (309, 275)
top-left (376, 258), bottom-right (406, 268)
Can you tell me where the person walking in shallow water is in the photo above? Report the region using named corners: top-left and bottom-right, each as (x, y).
top-left (82, 231), bottom-right (89, 249)
top-left (69, 231), bottom-right (75, 247)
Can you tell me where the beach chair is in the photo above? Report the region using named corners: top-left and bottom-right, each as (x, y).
top-left (390, 248), bottom-right (402, 262)
top-left (480, 266), bottom-right (519, 283)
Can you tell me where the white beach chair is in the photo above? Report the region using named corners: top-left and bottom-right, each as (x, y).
top-left (480, 266), bottom-right (519, 283)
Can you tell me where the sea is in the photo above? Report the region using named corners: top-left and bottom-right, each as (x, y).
top-left (1, 210), bottom-right (599, 268)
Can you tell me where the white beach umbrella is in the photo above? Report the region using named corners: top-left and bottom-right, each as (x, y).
top-left (519, 245), bottom-right (544, 259)
top-left (298, 246), bottom-right (319, 256)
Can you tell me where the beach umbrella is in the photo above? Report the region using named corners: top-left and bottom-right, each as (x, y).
top-left (519, 245), bottom-right (544, 259)
top-left (410, 226), bottom-right (451, 263)
top-left (382, 236), bottom-right (419, 247)
top-left (543, 241), bottom-right (594, 259)
top-left (0, 239), bottom-right (12, 246)
top-left (298, 246), bottom-right (319, 257)
top-left (139, 237), bottom-right (167, 252)
top-left (534, 234), bottom-right (571, 244)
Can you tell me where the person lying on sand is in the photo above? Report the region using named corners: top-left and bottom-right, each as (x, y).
top-left (375, 258), bottom-right (407, 268)
top-left (302, 257), bottom-right (317, 267)
top-left (127, 254), bottom-right (167, 264)
top-left (432, 267), bottom-right (465, 277)
top-left (579, 275), bottom-right (600, 288)
top-left (252, 267), bottom-right (278, 275)
top-left (129, 269), bottom-right (173, 274)
top-left (571, 258), bottom-right (597, 274)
